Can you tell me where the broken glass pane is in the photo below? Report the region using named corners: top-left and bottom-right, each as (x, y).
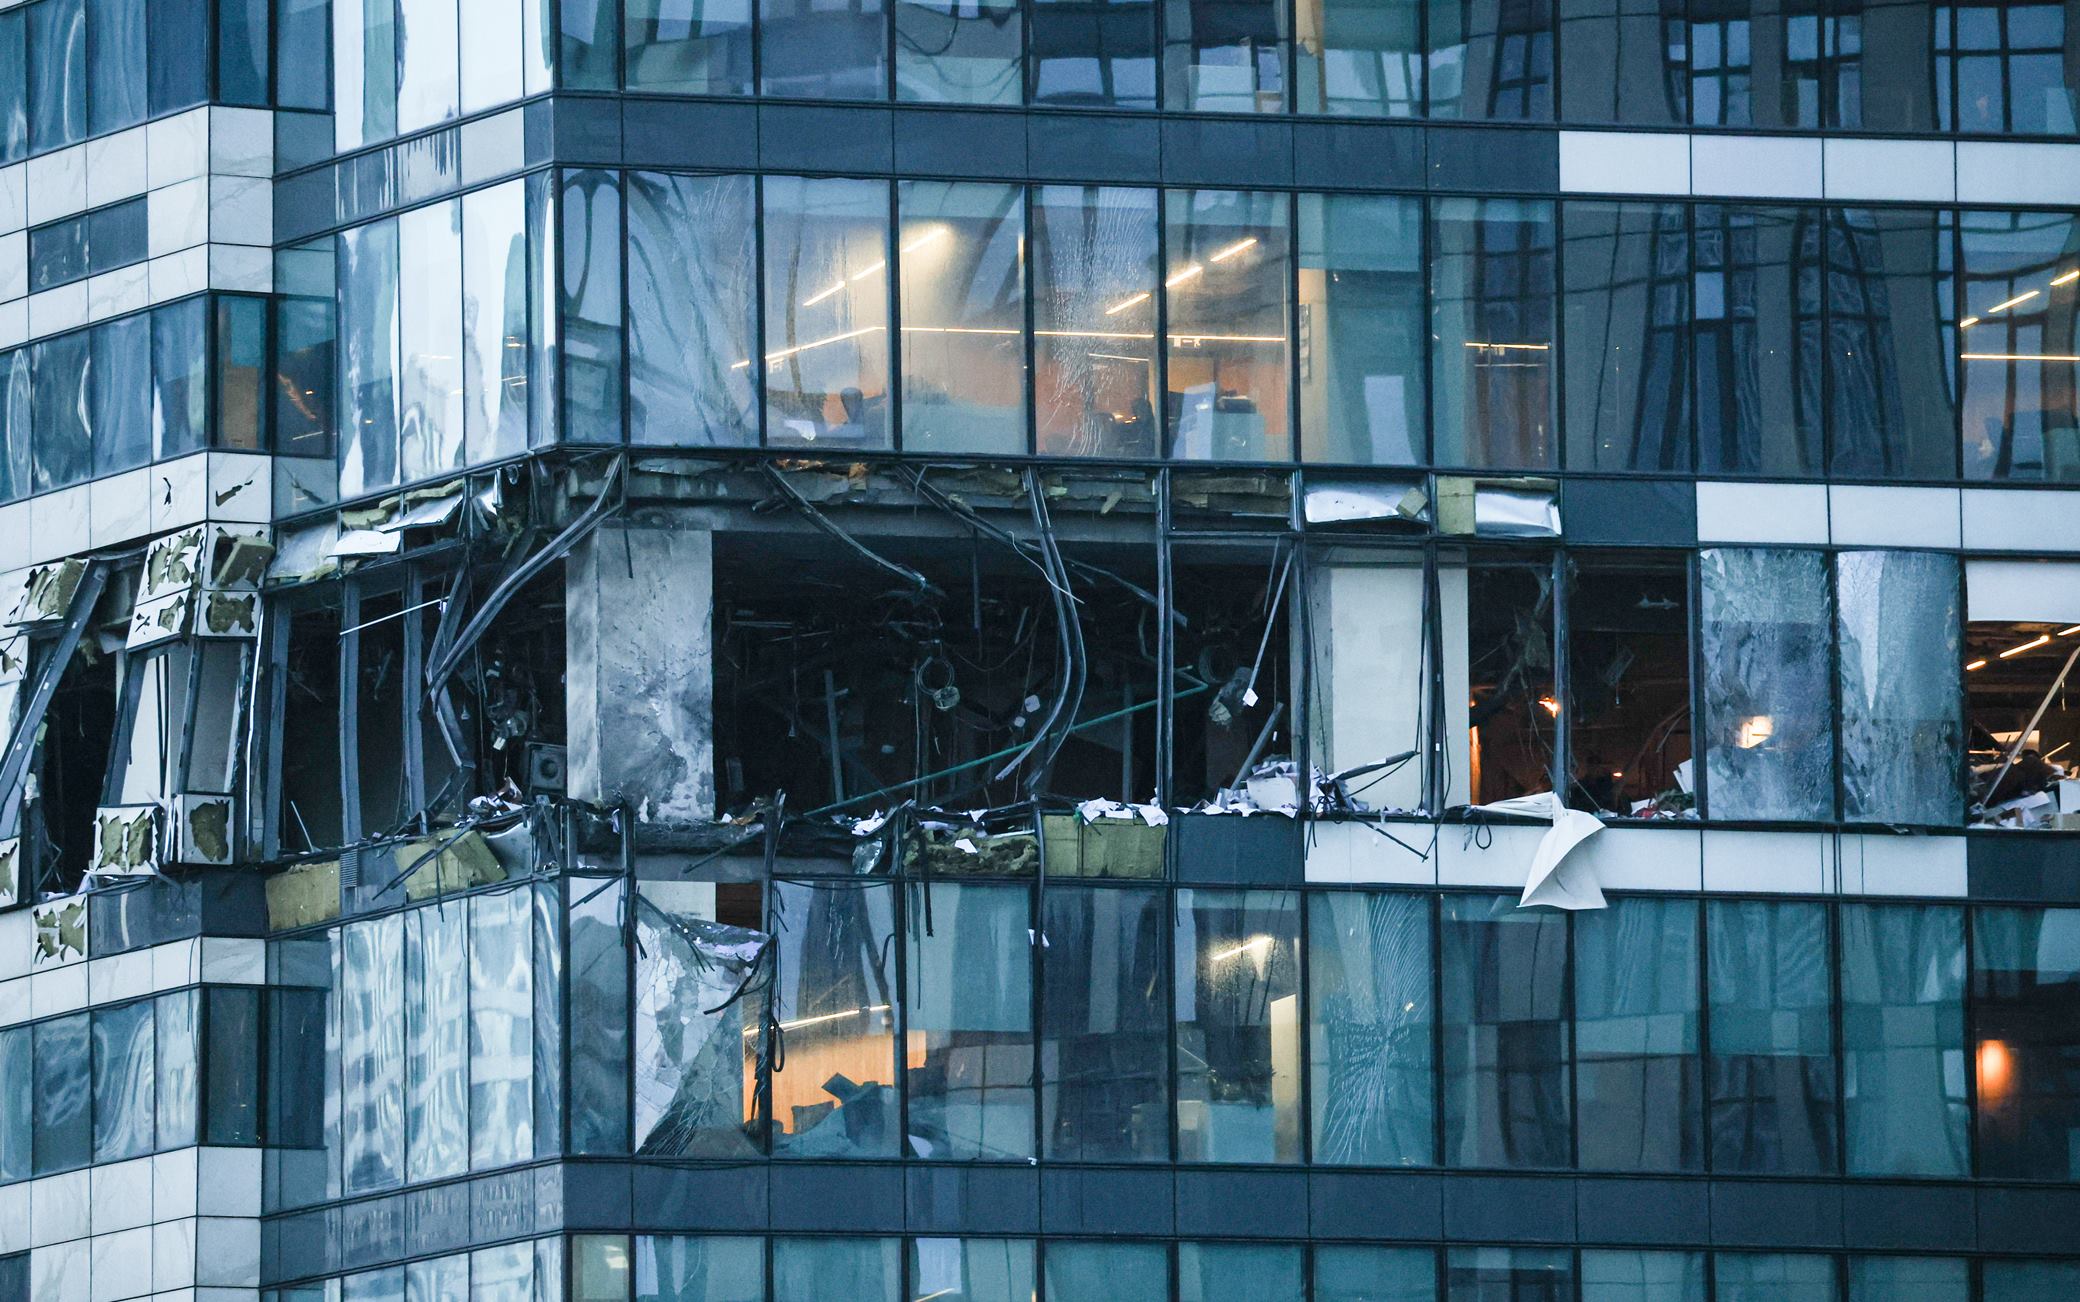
top-left (1699, 548), bottom-right (1834, 821)
top-left (568, 875), bottom-right (630, 1154)
top-left (1308, 890), bottom-right (1432, 1166)
top-left (1835, 550), bottom-right (1963, 825)
top-left (633, 882), bottom-right (767, 1158)
top-left (1175, 888), bottom-right (1302, 1163)
top-left (769, 880), bottom-right (899, 1158)
top-left (903, 882), bottom-right (1034, 1160)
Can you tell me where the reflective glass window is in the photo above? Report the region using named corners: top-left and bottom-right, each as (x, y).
top-left (527, 174), bottom-right (560, 448)
top-left (461, 0), bottom-right (525, 110)
top-left (1045, 1243), bottom-right (1170, 1302)
top-left (1938, 0), bottom-right (2078, 134)
top-left (568, 877), bottom-right (632, 1154)
top-left (625, 0), bottom-right (752, 92)
top-left (91, 314), bottom-right (153, 476)
top-left (1562, 200), bottom-right (1692, 471)
top-left (1429, 0), bottom-right (1554, 118)
top-left (31, 331), bottom-right (91, 492)
top-left (340, 218), bottom-right (403, 496)
top-left (631, 882), bottom-right (762, 1159)
top-left (1298, 192), bottom-right (1424, 465)
top-left (1032, 184), bottom-right (1159, 457)
top-left (399, 200), bottom-right (464, 482)
top-left (0, 351), bottom-right (24, 504)
top-left (1039, 885), bottom-right (1168, 1161)
top-left (32, 1014), bottom-right (89, 1175)
top-left (150, 0), bottom-right (210, 112)
top-left (771, 1238), bottom-right (898, 1302)
top-left (0, 11), bottom-right (24, 164)
top-left (561, 0), bottom-right (620, 85)
top-left (1698, 548), bottom-right (1834, 822)
top-left (1558, 0), bottom-right (1685, 122)
top-left (561, 171), bottom-right (623, 446)
top-left (759, 0), bottom-right (888, 97)
top-left (29, 0), bottom-right (85, 153)
top-left (1308, 889), bottom-right (1433, 1166)
top-left (1832, 0), bottom-right (1939, 130)
top-left (1440, 894), bottom-right (1571, 1168)
top-left (1713, 1253), bottom-right (1835, 1302)
top-left (277, 0), bottom-right (331, 109)
top-left (1166, 188), bottom-right (1291, 462)
top-left (217, 0), bottom-right (270, 104)
top-left (1431, 197), bottom-right (1557, 469)
top-left (1826, 207), bottom-right (1959, 479)
top-left (1972, 905), bottom-right (2080, 1180)
top-left (1694, 204), bottom-right (1823, 477)
top-left (472, 1243), bottom-right (537, 1302)
top-left (1958, 209), bottom-right (2080, 482)
top-left (407, 1255), bottom-right (467, 1302)
top-left (342, 913), bottom-right (407, 1193)
top-left (334, 0), bottom-right (399, 150)
top-left (1029, 0), bottom-right (1156, 105)
top-left (1315, 1246), bottom-right (1435, 1302)
top-left (907, 1239), bottom-right (1034, 1302)
top-left (406, 903), bottom-right (468, 1181)
top-left (532, 882), bottom-right (563, 1158)
top-left (204, 986), bottom-right (262, 1145)
top-left (1847, 1257), bottom-right (1969, 1302)
top-left (1707, 899), bottom-right (1838, 1174)
top-left (275, 242), bottom-right (339, 461)
top-left (463, 181), bottom-right (532, 464)
top-left (763, 176), bottom-right (892, 450)
top-left (87, 0), bottom-right (146, 134)
top-left (396, 0), bottom-right (461, 132)
top-left (625, 172), bottom-right (757, 448)
top-left (0, 1027), bottom-right (28, 1182)
top-left (153, 297), bottom-right (210, 460)
top-left (1580, 1250), bottom-right (1705, 1302)
top-left (216, 296), bottom-right (268, 451)
top-left (29, 217), bottom-right (86, 293)
top-left (1687, 0), bottom-right (1829, 128)
top-left (1834, 550), bottom-right (1963, 825)
top-left (635, 1236), bottom-right (764, 1302)
top-left (1985, 1261), bottom-right (2080, 1302)
top-left (1295, 0), bottom-right (1420, 114)
top-left (904, 882), bottom-right (1034, 1160)
top-left (897, 180), bottom-right (1026, 455)
top-left (1165, 0), bottom-right (1287, 109)
top-left (896, 0), bottom-right (1021, 100)
top-left (769, 879), bottom-right (900, 1158)
top-left (470, 887), bottom-right (534, 1168)
top-left (1840, 903), bottom-right (1967, 1176)
top-left (1574, 897), bottom-right (1702, 1171)
top-left (91, 999), bottom-right (155, 1161)
top-left (86, 200), bottom-right (146, 277)
top-left (156, 989), bottom-right (199, 1149)
top-left (1445, 1247), bottom-right (1573, 1301)
top-left (1175, 888), bottom-right (1302, 1163)
top-left (1179, 1243), bottom-right (1302, 1302)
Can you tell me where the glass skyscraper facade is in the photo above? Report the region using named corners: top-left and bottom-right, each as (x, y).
top-left (0, 0), bottom-right (2078, 1299)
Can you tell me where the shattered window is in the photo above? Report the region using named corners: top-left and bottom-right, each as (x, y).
top-left (1307, 889), bottom-right (1433, 1166)
top-left (108, 643), bottom-right (189, 807)
top-left (469, 886), bottom-right (534, 1168)
top-left (1307, 550), bottom-right (1432, 815)
top-left (1165, 188), bottom-right (1292, 462)
top-left (1840, 903), bottom-right (1968, 1177)
top-left (1174, 887), bottom-right (1302, 1163)
top-left (353, 588), bottom-right (411, 840)
top-left (1032, 185), bottom-right (1161, 458)
top-left (1698, 548), bottom-right (1834, 821)
top-left (1964, 566), bottom-right (2080, 827)
top-left (278, 601), bottom-right (346, 854)
top-left (1835, 550), bottom-right (1962, 825)
top-left (907, 1239), bottom-right (1035, 1302)
top-left (768, 879), bottom-right (899, 1158)
top-left (1565, 552), bottom-right (1692, 818)
top-left (897, 180), bottom-right (1027, 457)
top-left (625, 171), bottom-right (758, 449)
top-left (634, 1236), bottom-right (764, 1302)
top-left (405, 902), bottom-right (468, 1181)
top-left (1706, 899), bottom-right (1838, 1175)
top-left (1039, 884), bottom-right (1168, 1161)
top-left (568, 875), bottom-right (632, 1154)
top-left (762, 176), bottom-right (893, 451)
top-left (1439, 894), bottom-right (1571, 1169)
top-left (1171, 541), bottom-right (1295, 808)
top-left (1971, 904), bottom-right (2080, 1181)
top-left (632, 881), bottom-right (767, 1159)
top-left (1462, 557), bottom-right (1557, 806)
top-left (185, 640), bottom-right (251, 796)
top-left (904, 881), bottom-right (1035, 1160)
top-left (1573, 896), bottom-right (1702, 1171)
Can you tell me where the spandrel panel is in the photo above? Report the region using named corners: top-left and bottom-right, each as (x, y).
top-left (407, 902), bottom-right (468, 1181)
top-left (632, 884), bottom-right (763, 1158)
top-left (1835, 550), bottom-right (1963, 824)
top-left (626, 172), bottom-right (758, 448)
top-left (342, 912), bottom-right (406, 1193)
top-left (897, 180), bottom-right (1026, 455)
top-left (903, 881), bottom-right (1035, 1160)
top-left (470, 887), bottom-right (534, 1168)
top-left (1040, 885), bottom-right (1168, 1162)
top-left (1175, 888), bottom-right (1303, 1163)
top-left (1698, 547), bottom-right (1833, 821)
top-left (769, 879), bottom-right (900, 1158)
top-left (1308, 890), bottom-right (1433, 1166)
top-left (91, 998), bottom-right (155, 1162)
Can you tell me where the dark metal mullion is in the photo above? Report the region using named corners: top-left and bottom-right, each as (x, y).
top-left (1023, 183), bottom-right (1037, 457)
top-left (888, 178), bottom-right (903, 453)
top-left (754, 174), bottom-right (771, 448)
top-left (1695, 893), bottom-right (1713, 1181)
top-left (1551, 549), bottom-right (1570, 801)
top-left (1286, 189), bottom-right (1301, 465)
top-left (1688, 549), bottom-right (1709, 819)
top-left (1156, 189), bottom-right (1173, 460)
top-left (339, 584), bottom-right (364, 848)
